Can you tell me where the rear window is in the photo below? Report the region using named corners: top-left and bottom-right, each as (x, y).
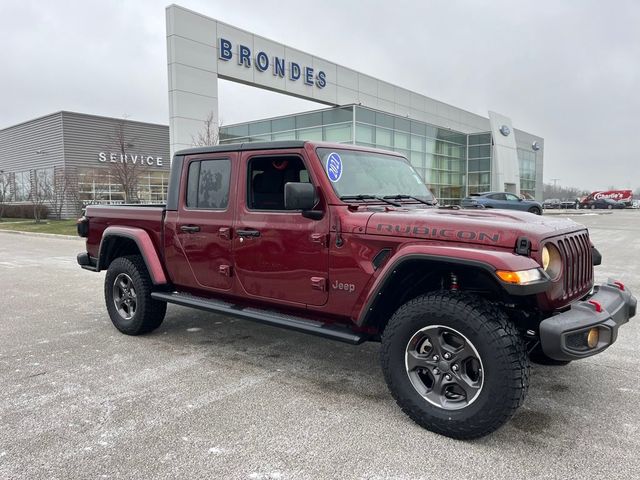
top-left (186, 159), bottom-right (231, 209)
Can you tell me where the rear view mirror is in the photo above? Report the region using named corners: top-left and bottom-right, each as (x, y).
top-left (284, 182), bottom-right (316, 210)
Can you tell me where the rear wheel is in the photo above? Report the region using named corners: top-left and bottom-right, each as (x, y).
top-left (104, 255), bottom-right (166, 335)
top-left (381, 292), bottom-right (529, 439)
top-left (528, 206), bottom-right (542, 215)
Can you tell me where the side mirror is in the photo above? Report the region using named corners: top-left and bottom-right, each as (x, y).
top-left (284, 182), bottom-right (316, 211)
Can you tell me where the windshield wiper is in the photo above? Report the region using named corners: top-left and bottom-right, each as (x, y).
top-left (340, 194), bottom-right (401, 207)
top-left (383, 194), bottom-right (437, 206)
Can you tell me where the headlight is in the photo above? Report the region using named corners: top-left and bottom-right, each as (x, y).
top-left (496, 268), bottom-right (544, 285)
top-left (541, 244), bottom-right (562, 279)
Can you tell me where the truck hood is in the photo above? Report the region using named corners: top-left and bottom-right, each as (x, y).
top-left (365, 208), bottom-right (585, 251)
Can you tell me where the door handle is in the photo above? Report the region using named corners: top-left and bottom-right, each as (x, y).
top-left (236, 229), bottom-right (261, 238)
top-left (180, 225), bottom-right (201, 233)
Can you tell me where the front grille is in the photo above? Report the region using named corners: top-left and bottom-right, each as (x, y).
top-left (556, 231), bottom-right (593, 299)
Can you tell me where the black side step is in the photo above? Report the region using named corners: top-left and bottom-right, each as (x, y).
top-left (151, 291), bottom-right (367, 345)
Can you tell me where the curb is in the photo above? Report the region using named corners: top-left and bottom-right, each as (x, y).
top-left (543, 210), bottom-right (613, 215)
top-left (0, 230), bottom-right (82, 241)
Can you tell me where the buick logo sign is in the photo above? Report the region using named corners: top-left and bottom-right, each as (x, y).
top-left (532, 141), bottom-right (540, 151)
top-left (499, 125), bottom-right (511, 136)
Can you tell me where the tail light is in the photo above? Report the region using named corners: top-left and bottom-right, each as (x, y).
top-left (77, 216), bottom-right (89, 238)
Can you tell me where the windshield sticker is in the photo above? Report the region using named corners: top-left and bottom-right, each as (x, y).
top-left (326, 152), bottom-right (342, 182)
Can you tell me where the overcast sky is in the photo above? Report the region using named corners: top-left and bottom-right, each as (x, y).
top-left (1, 0), bottom-right (638, 190)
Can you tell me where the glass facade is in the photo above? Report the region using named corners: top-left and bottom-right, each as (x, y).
top-left (220, 106), bottom-right (354, 146)
top-left (517, 148), bottom-right (537, 199)
top-left (220, 106), bottom-right (540, 204)
top-left (353, 107), bottom-right (466, 205)
top-left (77, 167), bottom-right (168, 204)
top-left (467, 133), bottom-right (492, 195)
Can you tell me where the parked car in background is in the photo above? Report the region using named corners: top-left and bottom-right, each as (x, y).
top-left (543, 199), bottom-right (562, 209)
top-left (581, 198), bottom-right (625, 210)
top-left (561, 199), bottom-right (580, 209)
top-left (462, 192), bottom-right (543, 215)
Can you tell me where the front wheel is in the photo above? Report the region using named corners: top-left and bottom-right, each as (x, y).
top-left (381, 292), bottom-right (529, 439)
top-left (528, 206), bottom-right (542, 215)
top-left (104, 255), bottom-right (167, 335)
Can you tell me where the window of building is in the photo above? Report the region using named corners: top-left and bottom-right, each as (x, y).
top-left (14, 171), bottom-right (31, 201)
top-left (33, 168), bottom-right (54, 201)
top-left (77, 167), bottom-right (169, 205)
top-left (356, 124), bottom-right (375, 144)
top-left (324, 124), bottom-right (352, 143)
top-left (186, 159), bottom-right (231, 209)
top-left (296, 127), bottom-right (323, 141)
top-left (248, 156), bottom-right (309, 210)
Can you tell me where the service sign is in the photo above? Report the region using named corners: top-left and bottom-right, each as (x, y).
top-left (98, 152), bottom-right (164, 167)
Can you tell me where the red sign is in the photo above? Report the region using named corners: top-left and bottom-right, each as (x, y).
top-left (585, 190), bottom-right (633, 203)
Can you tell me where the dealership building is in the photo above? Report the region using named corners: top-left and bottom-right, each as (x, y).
top-left (0, 111), bottom-right (169, 218)
top-left (0, 5), bottom-right (544, 218)
top-left (167, 5), bottom-right (544, 204)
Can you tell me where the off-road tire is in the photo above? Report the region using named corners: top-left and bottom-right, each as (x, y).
top-left (381, 292), bottom-right (529, 439)
top-left (529, 344), bottom-right (571, 366)
top-left (528, 206), bottom-right (542, 215)
top-left (104, 255), bottom-right (167, 335)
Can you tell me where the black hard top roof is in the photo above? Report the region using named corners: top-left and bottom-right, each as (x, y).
top-left (175, 140), bottom-right (408, 159)
top-left (175, 140), bottom-right (306, 156)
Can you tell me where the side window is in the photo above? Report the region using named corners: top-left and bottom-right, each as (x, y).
top-left (505, 193), bottom-right (520, 202)
top-left (248, 155), bottom-right (310, 210)
top-left (186, 159), bottom-right (231, 209)
top-left (489, 193), bottom-right (506, 201)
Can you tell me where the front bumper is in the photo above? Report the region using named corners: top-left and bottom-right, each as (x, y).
top-left (539, 279), bottom-right (637, 361)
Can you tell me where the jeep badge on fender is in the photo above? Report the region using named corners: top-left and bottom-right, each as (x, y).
top-left (77, 140), bottom-right (637, 440)
top-left (332, 280), bottom-right (356, 293)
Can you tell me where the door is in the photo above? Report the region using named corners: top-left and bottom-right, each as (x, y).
top-left (176, 154), bottom-right (236, 291)
top-left (233, 151), bottom-right (329, 306)
top-left (504, 183), bottom-right (517, 194)
top-left (504, 192), bottom-right (524, 210)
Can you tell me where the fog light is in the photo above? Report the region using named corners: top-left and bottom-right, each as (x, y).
top-left (587, 328), bottom-right (599, 348)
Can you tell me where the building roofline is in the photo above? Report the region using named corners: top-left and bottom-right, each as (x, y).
top-left (1, 110), bottom-right (168, 132)
top-left (0, 111), bottom-right (64, 132)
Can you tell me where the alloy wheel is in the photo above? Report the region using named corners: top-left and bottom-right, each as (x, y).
top-left (113, 273), bottom-right (137, 320)
top-left (405, 325), bottom-right (484, 410)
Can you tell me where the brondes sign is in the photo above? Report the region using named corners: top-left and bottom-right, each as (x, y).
top-left (218, 38), bottom-right (327, 89)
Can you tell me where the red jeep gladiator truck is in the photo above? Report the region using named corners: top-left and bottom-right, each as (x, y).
top-left (77, 141), bottom-right (636, 439)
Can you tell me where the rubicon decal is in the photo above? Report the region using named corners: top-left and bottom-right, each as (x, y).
top-left (376, 224), bottom-right (500, 243)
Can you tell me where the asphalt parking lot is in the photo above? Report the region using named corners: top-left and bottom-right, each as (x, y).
top-left (0, 210), bottom-right (639, 479)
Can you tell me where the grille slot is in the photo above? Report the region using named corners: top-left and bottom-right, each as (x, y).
top-left (556, 232), bottom-right (593, 299)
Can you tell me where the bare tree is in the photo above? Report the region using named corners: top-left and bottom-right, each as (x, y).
top-left (105, 119), bottom-right (141, 203)
top-left (191, 112), bottom-right (222, 146)
top-left (543, 183), bottom-right (590, 201)
top-left (46, 166), bottom-right (77, 219)
top-left (0, 171), bottom-right (10, 221)
top-left (31, 169), bottom-right (52, 223)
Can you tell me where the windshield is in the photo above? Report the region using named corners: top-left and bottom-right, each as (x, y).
top-left (316, 148), bottom-right (435, 202)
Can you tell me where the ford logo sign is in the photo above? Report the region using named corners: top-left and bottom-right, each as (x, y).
top-left (532, 141), bottom-right (540, 151)
top-left (499, 125), bottom-right (511, 136)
